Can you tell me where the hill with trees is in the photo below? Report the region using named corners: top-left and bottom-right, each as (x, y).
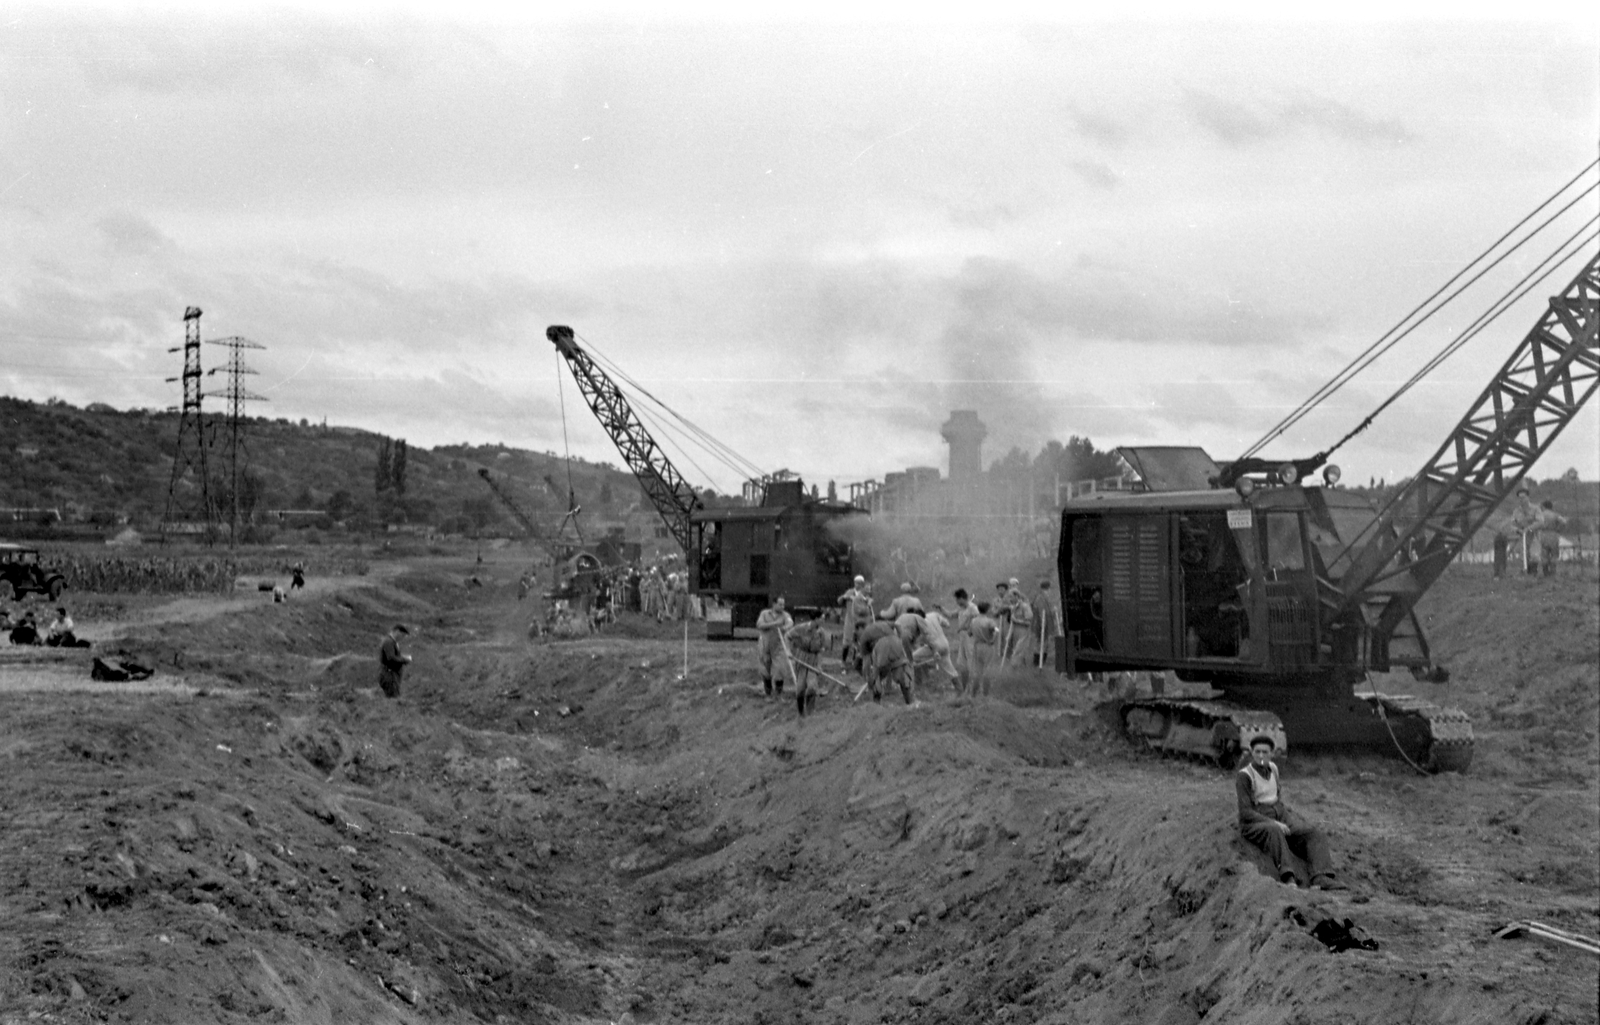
top-left (0, 395), bottom-right (650, 541)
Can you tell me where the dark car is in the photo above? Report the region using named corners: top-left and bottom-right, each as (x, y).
top-left (0, 543), bottom-right (66, 601)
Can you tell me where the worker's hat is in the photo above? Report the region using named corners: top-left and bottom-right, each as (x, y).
top-left (1516, 485), bottom-right (1530, 495)
top-left (853, 575), bottom-right (865, 584)
top-left (900, 582), bottom-right (913, 592)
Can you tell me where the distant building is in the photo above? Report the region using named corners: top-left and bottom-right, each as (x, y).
top-left (940, 411), bottom-right (987, 485)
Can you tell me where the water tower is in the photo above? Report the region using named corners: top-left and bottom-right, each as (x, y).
top-left (941, 410), bottom-right (987, 484)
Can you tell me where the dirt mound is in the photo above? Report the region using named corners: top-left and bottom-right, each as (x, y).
top-left (2, 557), bottom-right (1594, 1024)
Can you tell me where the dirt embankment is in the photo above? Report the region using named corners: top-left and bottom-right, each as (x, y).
top-left (1, 558), bottom-right (1595, 1024)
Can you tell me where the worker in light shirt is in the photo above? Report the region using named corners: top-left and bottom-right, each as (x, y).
top-left (1236, 736), bottom-right (1345, 891)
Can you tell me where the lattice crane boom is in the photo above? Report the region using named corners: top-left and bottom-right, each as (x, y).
top-left (547, 325), bottom-right (701, 553)
top-left (1337, 251), bottom-right (1600, 634)
top-left (476, 468), bottom-right (541, 539)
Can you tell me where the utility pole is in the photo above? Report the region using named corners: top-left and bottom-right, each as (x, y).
top-left (205, 335), bottom-right (268, 546)
top-left (160, 307), bottom-right (215, 542)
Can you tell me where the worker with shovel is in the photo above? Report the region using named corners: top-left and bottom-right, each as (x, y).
top-left (784, 616), bottom-right (830, 716)
top-left (755, 596), bottom-right (794, 698)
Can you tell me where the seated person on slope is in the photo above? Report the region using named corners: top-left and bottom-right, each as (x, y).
top-left (1237, 735), bottom-right (1346, 891)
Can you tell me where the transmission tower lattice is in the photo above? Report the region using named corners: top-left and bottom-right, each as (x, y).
top-left (205, 335), bottom-right (268, 545)
top-left (160, 307), bottom-right (215, 541)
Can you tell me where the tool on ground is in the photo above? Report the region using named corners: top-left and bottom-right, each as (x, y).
top-left (1494, 920), bottom-right (1600, 957)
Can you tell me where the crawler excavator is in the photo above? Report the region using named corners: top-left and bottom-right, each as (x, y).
top-left (547, 325), bottom-right (865, 637)
top-left (1058, 251), bottom-right (1599, 772)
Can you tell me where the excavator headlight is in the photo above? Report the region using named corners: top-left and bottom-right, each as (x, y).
top-left (1278, 463), bottom-right (1300, 485)
top-left (1322, 464), bottom-right (1341, 486)
top-left (1234, 476), bottom-right (1255, 498)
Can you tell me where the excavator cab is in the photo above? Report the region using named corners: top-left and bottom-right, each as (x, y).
top-left (1058, 453), bottom-right (1470, 770)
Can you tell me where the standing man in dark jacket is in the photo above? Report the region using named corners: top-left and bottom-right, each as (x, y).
top-left (378, 624), bottom-right (412, 699)
top-left (1237, 736), bottom-right (1345, 890)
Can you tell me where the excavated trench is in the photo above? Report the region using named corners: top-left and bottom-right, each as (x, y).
top-left (1, 561), bottom-right (1595, 1024)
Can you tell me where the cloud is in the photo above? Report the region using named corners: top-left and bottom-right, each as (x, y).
top-left (97, 213), bottom-right (175, 257)
top-left (1068, 160), bottom-right (1119, 190)
top-left (947, 202), bottom-right (1020, 229)
top-left (1181, 88), bottom-right (1413, 148)
top-left (1066, 106), bottom-right (1129, 148)
top-left (55, 14), bottom-right (424, 95)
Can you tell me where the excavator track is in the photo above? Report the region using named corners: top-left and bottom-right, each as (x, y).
top-left (1120, 698), bottom-right (1286, 768)
top-left (1362, 693), bottom-right (1475, 773)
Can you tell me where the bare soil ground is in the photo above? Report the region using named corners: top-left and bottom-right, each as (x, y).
top-left (1, 556), bottom-right (1595, 1024)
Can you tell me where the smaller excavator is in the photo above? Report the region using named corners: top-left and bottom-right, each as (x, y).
top-left (547, 325), bottom-right (865, 637)
top-left (1058, 249), bottom-right (1598, 772)
top-left (475, 467), bottom-right (615, 613)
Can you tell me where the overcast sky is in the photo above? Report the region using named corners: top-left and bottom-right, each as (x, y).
top-left (2, 7), bottom-right (1597, 495)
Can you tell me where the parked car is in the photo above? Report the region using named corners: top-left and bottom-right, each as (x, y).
top-left (0, 543), bottom-right (66, 601)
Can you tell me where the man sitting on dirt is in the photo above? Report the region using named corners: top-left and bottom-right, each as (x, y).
top-left (378, 624), bottom-right (413, 699)
top-left (755, 597), bottom-right (794, 698)
top-left (1237, 735), bottom-right (1345, 890)
top-left (45, 607), bottom-right (83, 647)
top-left (9, 611), bottom-right (41, 646)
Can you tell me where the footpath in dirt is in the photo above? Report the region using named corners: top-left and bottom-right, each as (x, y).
top-left (0, 555), bottom-right (1595, 1024)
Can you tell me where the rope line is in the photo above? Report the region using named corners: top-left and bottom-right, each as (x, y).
top-left (1240, 159), bottom-right (1600, 459)
top-left (1322, 228), bottom-right (1599, 567)
top-left (575, 332), bottom-right (768, 487)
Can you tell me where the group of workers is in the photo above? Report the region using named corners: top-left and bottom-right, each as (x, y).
top-left (1497, 486), bottom-right (1571, 578)
top-left (754, 575), bottom-right (1062, 715)
top-left (1, 604), bottom-right (83, 647)
top-left (639, 564), bottom-right (693, 622)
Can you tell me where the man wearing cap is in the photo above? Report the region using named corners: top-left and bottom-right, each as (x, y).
top-left (880, 582), bottom-right (924, 621)
top-left (1509, 486), bottom-right (1542, 575)
top-left (378, 624), bottom-right (413, 699)
top-left (838, 576), bottom-right (874, 670)
top-left (1237, 735), bottom-right (1344, 890)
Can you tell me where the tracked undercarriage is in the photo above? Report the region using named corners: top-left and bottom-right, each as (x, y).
top-left (1121, 698), bottom-right (1285, 768)
top-left (1119, 690), bottom-right (1474, 773)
